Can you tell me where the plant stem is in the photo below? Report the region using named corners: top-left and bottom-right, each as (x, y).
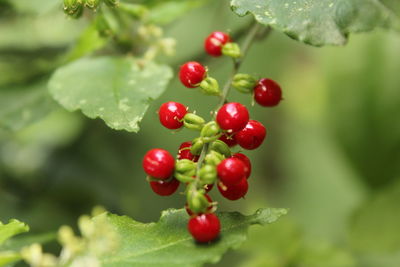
top-left (216, 22), bottom-right (268, 110)
top-left (192, 22), bottom-right (270, 190)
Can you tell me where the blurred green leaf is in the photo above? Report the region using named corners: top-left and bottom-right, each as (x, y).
top-left (100, 208), bottom-right (287, 266)
top-left (0, 251), bottom-right (20, 267)
top-left (0, 219), bottom-right (29, 246)
top-left (48, 56), bottom-right (173, 132)
top-left (0, 81), bottom-right (56, 131)
top-left (231, 0), bottom-right (400, 46)
top-left (65, 19), bottom-right (108, 62)
top-left (350, 180), bottom-right (400, 254)
top-left (146, 0), bottom-right (208, 25)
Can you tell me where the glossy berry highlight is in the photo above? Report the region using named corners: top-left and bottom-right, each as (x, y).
top-left (143, 149), bottom-right (175, 179)
top-left (159, 102), bottom-right (187, 129)
top-left (179, 61), bottom-right (206, 88)
top-left (188, 213), bottom-right (221, 243)
top-left (218, 178), bottom-right (248, 200)
top-left (204, 31), bottom-right (231, 57)
top-left (150, 178), bottom-right (180, 196)
top-left (216, 102), bottom-right (249, 133)
top-left (254, 78), bottom-right (282, 107)
top-left (217, 158), bottom-right (246, 185)
top-left (235, 120), bottom-right (266, 150)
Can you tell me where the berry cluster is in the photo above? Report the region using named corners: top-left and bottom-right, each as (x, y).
top-left (142, 31), bottom-right (282, 243)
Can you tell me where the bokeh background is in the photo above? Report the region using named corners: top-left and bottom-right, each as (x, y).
top-left (1, 0), bottom-right (400, 266)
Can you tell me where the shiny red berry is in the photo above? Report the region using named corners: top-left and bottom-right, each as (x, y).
top-left (179, 61), bottom-right (206, 88)
top-left (232, 153), bottom-right (251, 178)
top-left (219, 133), bottom-right (237, 147)
top-left (235, 120), bottom-right (266, 150)
top-left (150, 178), bottom-right (180, 196)
top-left (216, 102), bottom-right (249, 133)
top-left (254, 78), bottom-right (282, 107)
top-left (204, 31), bottom-right (231, 57)
top-left (217, 158), bottom-right (246, 185)
top-left (185, 194), bottom-right (213, 216)
top-left (218, 178), bottom-right (248, 200)
top-left (188, 213), bottom-right (221, 243)
top-left (204, 183), bottom-right (214, 193)
top-left (178, 142), bottom-right (199, 162)
top-left (142, 149), bottom-right (175, 179)
top-left (159, 102), bottom-right (187, 129)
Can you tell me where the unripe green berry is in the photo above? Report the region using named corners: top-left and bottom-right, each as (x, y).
top-left (84, 0), bottom-right (101, 10)
top-left (187, 189), bottom-right (209, 214)
top-left (200, 77), bottom-right (221, 96)
top-left (63, 0), bottom-right (83, 18)
top-left (175, 159), bottom-right (196, 175)
top-left (190, 138), bottom-right (204, 156)
top-left (200, 121), bottom-right (221, 143)
top-left (199, 164), bottom-right (217, 185)
top-left (183, 113), bottom-right (205, 131)
top-left (204, 150), bottom-right (224, 166)
top-left (232, 73), bottom-right (257, 94)
top-left (210, 140), bottom-right (231, 158)
top-left (222, 42), bottom-right (241, 58)
top-left (174, 173), bottom-right (194, 183)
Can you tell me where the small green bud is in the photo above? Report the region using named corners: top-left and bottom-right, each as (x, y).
top-left (63, 0), bottom-right (83, 18)
top-left (199, 164), bottom-right (217, 185)
top-left (232, 73), bottom-right (257, 94)
top-left (183, 113), bottom-right (205, 131)
top-left (200, 121), bottom-right (221, 142)
top-left (204, 150), bottom-right (224, 166)
top-left (199, 77), bottom-right (221, 96)
top-left (187, 189), bottom-right (209, 214)
top-left (104, 0), bottom-right (119, 8)
top-left (222, 42), bottom-right (241, 58)
top-left (174, 173), bottom-right (194, 183)
top-left (175, 159), bottom-right (196, 176)
top-left (210, 140), bottom-right (231, 158)
top-left (84, 0), bottom-right (101, 10)
top-left (190, 138), bottom-right (204, 156)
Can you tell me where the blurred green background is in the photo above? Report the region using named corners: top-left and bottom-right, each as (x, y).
top-left (1, 0), bottom-right (400, 266)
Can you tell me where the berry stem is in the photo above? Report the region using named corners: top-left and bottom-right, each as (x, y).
top-left (217, 22), bottom-right (270, 110)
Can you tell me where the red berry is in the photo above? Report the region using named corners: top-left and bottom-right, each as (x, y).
top-left (204, 31), bottom-right (231, 57)
top-left (179, 61), bottom-right (206, 88)
top-left (185, 194), bottom-right (213, 216)
top-left (219, 133), bottom-right (237, 147)
top-left (235, 120), bottom-right (266, 150)
top-left (218, 178), bottom-right (248, 200)
top-left (216, 102), bottom-right (249, 133)
top-left (188, 213), bottom-right (221, 243)
top-left (178, 142), bottom-right (199, 162)
top-left (142, 149), bottom-right (175, 179)
top-left (150, 178), bottom-right (180, 196)
top-left (232, 153), bottom-right (251, 178)
top-left (217, 158), bottom-right (246, 185)
top-left (159, 102), bottom-right (187, 129)
top-left (254, 78), bottom-right (282, 107)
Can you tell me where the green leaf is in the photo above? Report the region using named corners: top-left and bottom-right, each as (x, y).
top-left (350, 180), bottom-right (400, 254)
top-left (230, 0), bottom-right (400, 46)
top-left (48, 56), bottom-right (173, 132)
top-left (0, 81), bottom-right (56, 131)
top-left (0, 219), bottom-right (29, 246)
top-left (99, 208), bottom-right (287, 267)
top-left (0, 251), bottom-right (21, 267)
